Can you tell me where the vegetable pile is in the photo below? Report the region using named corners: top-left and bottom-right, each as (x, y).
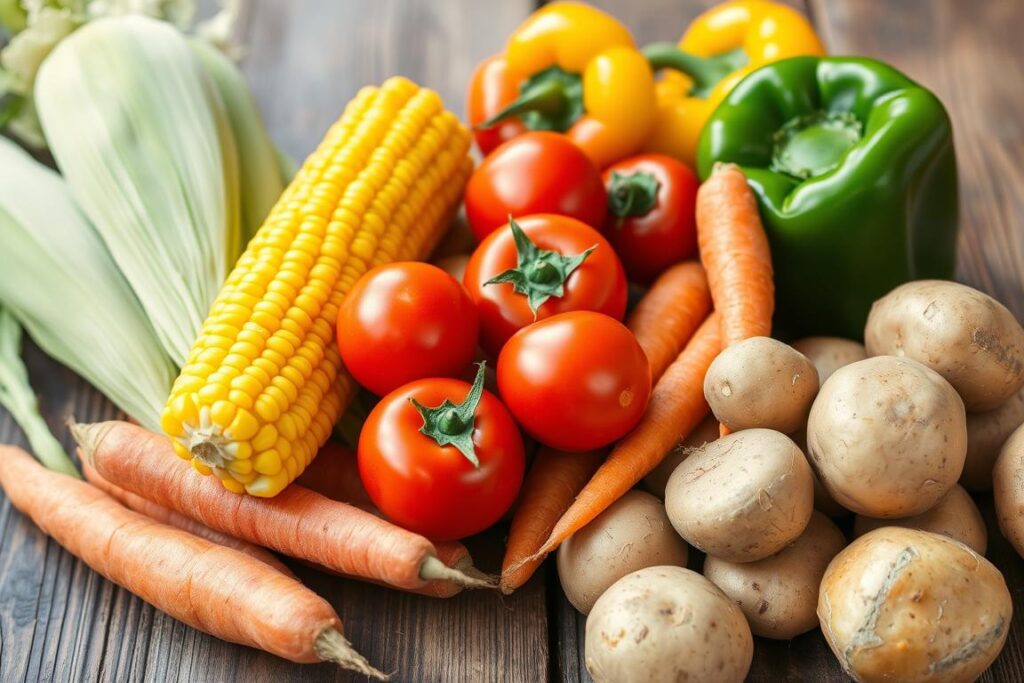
top-left (1, 0), bottom-right (1022, 680)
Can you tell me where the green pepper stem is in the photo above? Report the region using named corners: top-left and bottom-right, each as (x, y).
top-left (478, 78), bottom-right (568, 129)
top-left (642, 42), bottom-right (747, 99)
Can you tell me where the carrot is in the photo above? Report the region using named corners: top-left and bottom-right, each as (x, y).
top-left (534, 313), bottom-right (722, 558)
top-left (499, 446), bottom-right (603, 593)
top-left (80, 458), bottom-right (296, 578)
top-left (0, 444), bottom-right (386, 678)
top-left (295, 442), bottom-right (479, 598)
top-left (296, 441), bottom-right (375, 510)
top-left (626, 261), bottom-right (711, 383)
top-left (72, 421), bottom-right (494, 592)
top-left (696, 163), bottom-right (774, 347)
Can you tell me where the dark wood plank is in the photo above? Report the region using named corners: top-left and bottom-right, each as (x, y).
top-left (559, 0), bottom-right (1024, 681)
top-left (0, 2), bottom-right (546, 682)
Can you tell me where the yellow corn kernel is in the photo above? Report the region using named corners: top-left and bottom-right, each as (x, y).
top-left (162, 77), bottom-right (473, 497)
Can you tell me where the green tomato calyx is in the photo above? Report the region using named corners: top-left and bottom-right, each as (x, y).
top-left (410, 362), bottom-right (487, 468)
top-left (484, 217), bottom-right (596, 317)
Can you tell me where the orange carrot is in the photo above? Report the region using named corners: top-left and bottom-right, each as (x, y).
top-left (295, 442), bottom-right (478, 598)
top-left (500, 446), bottom-right (603, 593)
top-left (626, 261), bottom-right (711, 383)
top-left (0, 444), bottom-right (385, 678)
top-left (72, 421), bottom-right (493, 592)
top-left (535, 313), bottom-right (722, 557)
top-left (296, 441), bottom-right (375, 510)
top-left (81, 458), bottom-right (296, 578)
top-left (696, 163), bottom-right (774, 347)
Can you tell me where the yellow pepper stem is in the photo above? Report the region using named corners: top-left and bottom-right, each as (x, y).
top-left (477, 66), bottom-right (583, 132)
top-left (643, 42), bottom-right (748, 98)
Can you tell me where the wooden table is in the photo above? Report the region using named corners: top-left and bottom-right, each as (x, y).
top-left (1, 1), bottom-right (1022, 681)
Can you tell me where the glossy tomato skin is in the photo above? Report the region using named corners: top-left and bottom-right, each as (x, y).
top-left (358, 377), bottom-right (525, 540)
top-left (337, 262), bottom-right (479, 396)
top-left (602, 154), bottom-right (699, 284)
top-left (464, 132), bottom-right (607, 241)
top-left (497, 311), bottom-right (651, 452)
top-left (463, 214), bottom-right (628, 357)
top-left (466, 54), bottom-right (526, 155)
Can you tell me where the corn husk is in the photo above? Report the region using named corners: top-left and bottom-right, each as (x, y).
top-left (0, 137), bottom-right (175, 430)
top-left (0, 307), bottom-right (80, 477)
top-left (191, 36), bottom-right (285, 244)
top-left (35, 14), bottom-right (240, 365)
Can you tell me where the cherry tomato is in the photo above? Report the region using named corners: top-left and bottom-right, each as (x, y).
top-left (463, 214), bottom-right (627, 357)
top-left (497, 311), bottom-right (651, 452)
top-left (464, 132), bottom-right (607, 241)
top-left (337, 262), bottom-right (478, 396)
top-left (358, 366), bottom-right (525, 540)
top-left (466, 54), bottom-right (526, 155)
top-left (602, 153), bottom-right (699, 284)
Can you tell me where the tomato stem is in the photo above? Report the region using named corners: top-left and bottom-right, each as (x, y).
top-left (484, 218), bottom-right (597, 317)
top-left (409, 362), bottom-right (487, 468)
top-left (607, 170), bottom-right (660, 220)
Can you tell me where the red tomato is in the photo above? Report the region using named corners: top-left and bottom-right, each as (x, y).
top-left (463, 214), bottom-right (627, 357)
top-left (602, 154), bottom-right (699, 284)
top-left (337, 262), bottom-right (478, 396)
top-left (466, 54), bottom-right (526, 155)
top-left (464, 132), bottom-right (607, 241)
top-left (358, 369), bottom-right (525, 540)
top-left (497, 311), bottom-right (651, 452)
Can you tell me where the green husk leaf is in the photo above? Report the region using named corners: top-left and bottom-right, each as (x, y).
top-left (191, 35), bottom-right (284, 245)
top-left (0, 137), bottom-right (175, 430)
top-left (0, 307), bottom-right (80, 478)
top-left (35, 14), bottom-right (241, 365)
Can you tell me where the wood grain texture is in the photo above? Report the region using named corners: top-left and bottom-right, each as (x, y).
top-left (3, 0), bottom-right (1024, 681)
top-left (0, 2), bottom-right (546, 682)
top-left (561, 0), bottom-right (1024, 681)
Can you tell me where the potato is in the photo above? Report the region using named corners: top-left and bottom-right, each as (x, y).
top-left (853, 484), bottom-right (987, 554)
top-left (665, 429), bottom-right (814, 562)
top-left (819, 527), bottom-right (1011, 683)
top-left (807, 356), bottom-right (967, 518)
top-left (642, 414), bottom-right (718, 498)
top-left (865, 279), bottom-right (1024, 411)
top-left (585, 566), bottom-right (752, 683)
top-left (992, 423), bottom-right (1024, 559)
top-left (557, 490), bottom-right (688, 614)
top-left (962, 387), bottom-right (1024, 491)
top-left (791, 336), bottom-right (867, 386)
top-left (703, 337), bottom-right (819, 433)
top-left (791, 428), bottom-right (849, 517)
top-left (704, 511), bottom-right (845, 640)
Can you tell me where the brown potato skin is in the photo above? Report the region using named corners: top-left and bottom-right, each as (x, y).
top-left (819, 528), bottom-right (1011, 683)
top-left (865, 280), bottom-right (1024, 412)
top-left (962, 388), bottom-right (1024, 492)
top-left (586, 566), bottom-right (752, 683)
top-left (557, 490), bottom-right (688, 615)
top-left (703, 336), bottom-right (819, 433)
top-left (665, 429), bottom-right (814, 562)
top-left (853, 484), bottom-right (987, 554)
top-left (993, 423), bottom-right (1024, 559)
top-left (642, 414), bottom-right (718, 498)
top-left (791, 427), bottom-right (849, 517)
top-left (807, 356), bottom-right (967, 518)
top-left (791, 336), bottom-right (868, 387)
top-left (704, 512), bottom-right (846, 640)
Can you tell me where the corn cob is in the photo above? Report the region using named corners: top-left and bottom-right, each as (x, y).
top-left (161, 77), bottom-right (473, 497)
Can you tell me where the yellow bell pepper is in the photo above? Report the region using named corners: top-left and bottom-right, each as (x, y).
top-left (642, 0), bottom-right (825, 167)
top-left (477, 2), bottom-right (656, 168)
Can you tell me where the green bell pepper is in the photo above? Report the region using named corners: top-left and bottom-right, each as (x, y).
top-left (697, 56), bottom-right (958, 339)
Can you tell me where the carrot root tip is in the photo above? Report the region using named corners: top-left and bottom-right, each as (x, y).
top-left (419, 555), bottom-right (497, 590)
top-left (315, 627), bottom-right (389, 680)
